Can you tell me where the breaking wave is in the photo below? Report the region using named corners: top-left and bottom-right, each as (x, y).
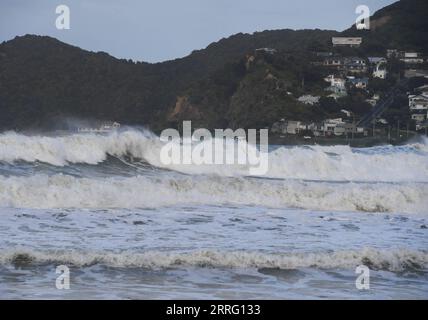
top-left (0, 130), bottom-right (428, 182)
top-left (0, 173), bottom-right (426, 213)
top-left (2, 247), bottom-right (427, 272)
top-left (1, 130), bottom-right (427, 213)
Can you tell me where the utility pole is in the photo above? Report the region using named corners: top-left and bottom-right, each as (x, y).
top-left (406, 122), bottom-right (409, 138)
top-left (373, 121), bottom-right (375, 137)
top-left (397, 120), bottom-right (400, 138)
top-left (388, 125), bottom-right (391, 142)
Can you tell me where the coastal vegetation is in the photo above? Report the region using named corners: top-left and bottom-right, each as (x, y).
top-left (0, 0), bottom-right (427, 133)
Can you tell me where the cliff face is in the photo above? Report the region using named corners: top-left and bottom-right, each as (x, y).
top-left (168, 96), bottom-right (202, 122)
top-left (0, 0), bottom-right (427, 131)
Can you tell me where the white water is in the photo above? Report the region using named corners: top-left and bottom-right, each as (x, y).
top-left (3, 247), bottom-right (427, 271)
top-left (1, 129), bottom-right (427, 299)
top-left (0, 174), bottom-right (426, 213)
top-left (1, 130), bottom-right (428, 181)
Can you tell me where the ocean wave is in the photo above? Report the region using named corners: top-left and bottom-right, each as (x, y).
top-left (2, 248), bottom-right (427, 272)
top-left (0, 130), bottom-right (160, 166)
top-left (1, 130), bottom-right (428, 182)
top-left (0, 174), bottom-right (426, 213)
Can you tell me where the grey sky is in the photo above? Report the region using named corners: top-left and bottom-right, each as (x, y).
top-left (0, 0), bottom-right (397, 63)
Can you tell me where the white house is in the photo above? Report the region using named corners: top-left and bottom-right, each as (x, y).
top-left (332, 37), bottom-right (362, 47)
top-left (409, 94), bottom-right (428, 110)
top-left (285, 121), bottom-right (302, 134)
top-left (324, 75), bottom-right (347, 97)
top-left (400, 52), bottom-right (424, 64)
top-left (321, 118), bottom-right (346, 136)
top-left (271, 120), bottom-right (304, 135)
top-left (324, 75), bottom-right (346, 88)
top-left (372, 61), bottom-right (387, 79)
top-left (409, 94), bottom-right (428, 126)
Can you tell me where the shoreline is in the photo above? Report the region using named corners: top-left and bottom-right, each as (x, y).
top-left (269, 133), bottom-right (427, 147)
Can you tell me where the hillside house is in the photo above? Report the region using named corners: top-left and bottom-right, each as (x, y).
top-left (347, 77), bottom-right (369, 89)
top-left (326, 86), bottom-right (347, 96)
top-left (400, 52), bottom-right (424, 64)
top-left (344, 123), bottom-right (365, 135)
top-left (409, 94), bottom-right (428, 109)
top-left (372, 62), bottom-right (387, 79)
top-left (324, 74), bottom-right (347, 97)
top-left (345, 57), bottom-right (367, 73)
top-left (324, 75), bottom-right (346, 88)
top-left (386, 49), bottom-right (399, 58)
top-left (368, 57), bottom-right (387, 65)
top-left (271, 120), bottom-right (304, 135)
top-left (323, 57), bottom-right (345, 68)
top-left (405, 69), bottom-right (428, 78)
top-left (332, 37), bottom-right (362, 47)
top-left (409, 93), bottom-right (428, 126)
top-left (367, 57), bottom-right (387, 79)
top-left (312, 118), bottom-right (346, 136)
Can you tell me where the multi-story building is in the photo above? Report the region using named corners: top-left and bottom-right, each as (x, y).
top-left (408, 93), bottom-right (428, 129)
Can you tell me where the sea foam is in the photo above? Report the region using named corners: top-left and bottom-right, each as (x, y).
top-left (0, 130), bottom-right (427, 182)
top-left (0, 173), bottom-right (426, 213)
top-left (2, 247), bottom-right (427, 272)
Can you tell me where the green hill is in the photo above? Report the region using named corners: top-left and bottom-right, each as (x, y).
top-left (0, 0), bottom-right (426, 131)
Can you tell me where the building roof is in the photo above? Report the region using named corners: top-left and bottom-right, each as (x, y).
top-left (347, 56), bottom-right (366, 62)
top-left (368, 57), bottom-right (386, 64)
top-left (404, 69), bottom-right (428, 78)
top-left (415, 84), bottom-right (428, 91)
top-left (409, 93), bottom-right (428, 99)
top-left (332, 37), bottom-right (362, 45)
top-left (348, 77), bottom-right (369, 84)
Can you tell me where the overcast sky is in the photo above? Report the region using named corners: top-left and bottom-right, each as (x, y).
top-left (0, 0), bottom-right (397, 63)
